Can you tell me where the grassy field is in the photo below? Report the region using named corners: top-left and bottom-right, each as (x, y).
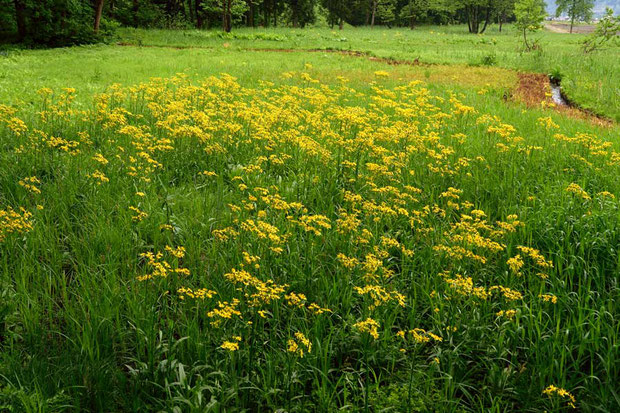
top-left (0, 26), bottom-right (619, 412)
top-left (114, 25), bottom-right (619, 121)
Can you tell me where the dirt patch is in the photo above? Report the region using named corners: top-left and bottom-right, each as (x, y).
top-left (545, 23), bottom-right (595, 34)
top-left (314, 49), bottom-right (423, 66)
top-left (513, 73), bottom-right (551, 107)
top-left (119, 42), bottom-right (426, 65)
top-left (246, 47), bottom-right (424, 66)
top-left (116, 41), bottom-right (209, 50)
top-left (513, 72), bottom-right (614, 127)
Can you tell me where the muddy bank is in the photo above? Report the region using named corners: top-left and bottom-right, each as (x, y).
top-left (513, 73), bottom-right (613, 127)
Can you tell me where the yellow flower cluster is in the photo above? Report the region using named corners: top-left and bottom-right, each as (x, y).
top-left (397, 328), bottom-right (442, 344)
top-left (287, 332), bottom-right (312, 358)
top-left (18, 176), bottom-right (41, 194)
top-left (137, 247), bottom-right (189, 281)
top-left (354, 318), bottom-right (380, 340)
top-left (178, 287), bottom-right (217, 300)
top-left (208, 299), bottom-right (242, 327)
top-left (566, 183), bottom-right (591, 200)
top-left (354, 284), bottom-right (406, 309)
top-left (0, 206), bottom-right (33, 243)
top-left (221, 336), bottom-right (242, 352)
top-left (543, 384), bottom-right (576, 408)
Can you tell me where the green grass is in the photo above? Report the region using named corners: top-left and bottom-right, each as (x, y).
top-left (113, 25), bottom-right (620, 122)
top-left (0, 27), bottom-right (619, 412)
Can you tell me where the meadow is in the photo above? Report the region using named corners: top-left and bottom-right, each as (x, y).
top-left (0, 25), bottom-right (619, 412)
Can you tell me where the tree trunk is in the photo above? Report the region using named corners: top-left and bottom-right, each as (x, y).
top-left (195, 0), bottom-right (203, 28)
top-left (291, 0), bottom-right (299, 27)
top-left (133, 0), bottom-right (139, 27)
top-left (14, 0), bottom-right (27, 41)
top-left (570, 16), bottom-right (574, 33)
top-left (188, 0), bottom-right (195, 23)
top-left (470, 6), bottom-right (480, 33)
top-left (480, 6), bottom-right (491, 34)
top-left (222, 0), bottom-right (232, 32)
top-left (248, 0), bottom-right (254, 27)
top-left (227, 0), bottom-right (232, 32)
top-left (94, 0), bottom-right (105, 33)
top-left (339, 17), bottom-right (343, 30)
top-left (370, 0), bottom-right (377, 27)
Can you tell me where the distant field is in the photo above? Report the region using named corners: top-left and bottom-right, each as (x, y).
top-left (1, 26), bottom-right (619, 412)
top-left (545, 22), bottom-right (596, 33)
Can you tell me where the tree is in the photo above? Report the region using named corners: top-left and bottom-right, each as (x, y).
top-left (376, 0), bottom-right (396, 27)
top-left (12, 0), bottom-right (27, 40)
top-left (202, 0), bottom-right (248, 31)
top-left (399, 0), bottom-right (430, 29)
top-left (8, 0), bottom-right (102, 46)
top-left (555, 0), bottom-right (594, 33)
top-left (322, 0), bottom-right (349, 29)
top-left (495, 0), bottom-right (515, 32)
top-left (582, 7), bottom-right (620, 53)
top-left (285, 0), bottom-right (315, 28)
top-left (246, 0), bottom-right (255, 26)
top-left (514, 0), bottom-right (546, 51)
top-left (94, 0), bottom-right (106, 32)
top-left (450, 0), bottom-right (495, 33)
top-left (370, 0), bottom-right (378, 27)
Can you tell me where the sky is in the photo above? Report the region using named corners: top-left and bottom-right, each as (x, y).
top-left (545, 0), bottom-right (620, 17)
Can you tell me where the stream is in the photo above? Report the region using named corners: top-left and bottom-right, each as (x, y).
top-left (550, 83), bottom-right (568, 106)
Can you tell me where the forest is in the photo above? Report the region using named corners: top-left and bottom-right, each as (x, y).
top-left (1, 0), bottom-right (520, 45)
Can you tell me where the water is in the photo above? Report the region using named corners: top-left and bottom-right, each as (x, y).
top-left (550, 84), bottom-right (568, 106)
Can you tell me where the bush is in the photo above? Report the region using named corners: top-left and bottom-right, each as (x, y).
top-left (481, 52), bottom-right (498, 66)
top-left (548, 67), bottom-right (564, 85)
top-left (7, 0), bottom-right (113, 47)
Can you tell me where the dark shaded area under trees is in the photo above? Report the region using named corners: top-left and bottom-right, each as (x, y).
top-left (0, 0), bottom-right (521, 47)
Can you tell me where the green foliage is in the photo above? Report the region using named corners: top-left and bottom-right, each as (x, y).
top-left (10, 0), bottom-right (105, 47)
top-left (514, 0), bottom-right (546, 51)
top-left (549, 67), bottom-right (564, 83)
top-left (555, 0), bottom-right (595, 29)
top-left (399, 0), bottom-right (431, 28)
top-left (376, 0), bottom-right (398, 27)
top-left (481, 51), bottom-right (498, 65)
top-left (321, 0), bottom-right (349, 28)
top-left (582, 7), bottom-right (620, 53)
top-left (202, 0), bottom-right (249, 30)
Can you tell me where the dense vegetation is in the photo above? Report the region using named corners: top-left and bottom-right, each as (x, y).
top-left (0, 24), bottom-right (619, 411)
top-left (2, 0), bottom-right (519, 43)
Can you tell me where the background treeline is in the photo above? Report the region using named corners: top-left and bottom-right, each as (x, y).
top-left (0, 0), bottom-right (517, 47)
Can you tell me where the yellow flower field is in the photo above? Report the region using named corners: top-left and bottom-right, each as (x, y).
top-left (1, 69), bottom-right (618, 411)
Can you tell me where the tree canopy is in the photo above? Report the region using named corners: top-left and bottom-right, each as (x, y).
top-left (1, 0), bottom-right (548, 46)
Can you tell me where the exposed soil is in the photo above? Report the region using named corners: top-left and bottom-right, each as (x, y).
top-left (513, 73), bottom-right (551, 107)
top-left (545, 23), bottom-right (595, 34)
top-left (118, 42), bottom-right (426, 66)
top-left (116, 41), bottom-right (204, 50)
top-left (513, 72), bottom-right (614, 127)
top-left (247, 47), bottom-right (424, 66)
